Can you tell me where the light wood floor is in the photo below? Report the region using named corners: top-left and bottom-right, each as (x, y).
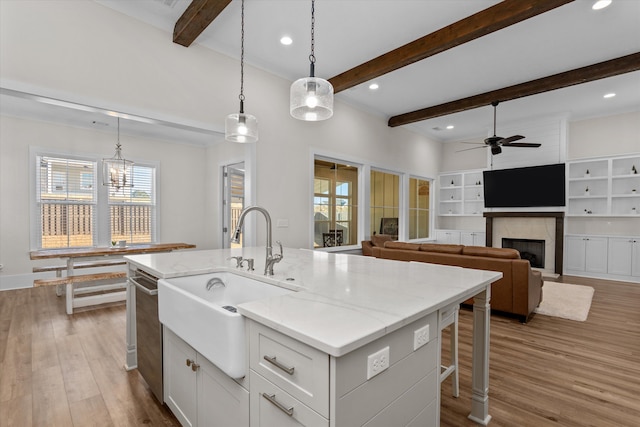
top-left (1, 276), bottom-right (638, 426)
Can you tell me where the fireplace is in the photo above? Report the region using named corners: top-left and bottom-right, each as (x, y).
top-left (502, 238), bottom-right (545, 268)
top-left (484, 211), bottom-right (564, 275)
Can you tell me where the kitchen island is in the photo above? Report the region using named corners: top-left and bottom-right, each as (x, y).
top-left (125, 247), bottom-right (501, 426)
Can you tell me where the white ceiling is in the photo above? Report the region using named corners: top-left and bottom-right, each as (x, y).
top-left (3, 0), bottom-right (640, 145)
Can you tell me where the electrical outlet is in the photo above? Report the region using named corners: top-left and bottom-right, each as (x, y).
top-left (367, 346), bottom-right (390, 380)
top-left (413, 324), bottom-right (430, 350)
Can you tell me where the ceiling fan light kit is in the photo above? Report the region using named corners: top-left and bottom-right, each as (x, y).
top-left (225, 0), bottom-right (258, 143)
top-left (290, 0), bottom-right (334, 121)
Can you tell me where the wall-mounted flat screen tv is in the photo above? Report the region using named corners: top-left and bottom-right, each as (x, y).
top-left (483, 163), bottom-right (565, 208)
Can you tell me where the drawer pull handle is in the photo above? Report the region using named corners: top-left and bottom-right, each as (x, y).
top-left (263, 355), bottom-right (295, 375)
top-left (262, 393), bottom-right (294, 416)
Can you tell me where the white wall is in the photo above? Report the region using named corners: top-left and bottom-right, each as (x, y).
top-left (0, 115), bottom-right (209, 277)
top-left (568, 111), bottom-right (640, 160)
top-left (0, 0), bottom-right (442, 284)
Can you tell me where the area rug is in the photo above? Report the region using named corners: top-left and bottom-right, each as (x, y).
top-left (534, 281), bottom-right (595, 321)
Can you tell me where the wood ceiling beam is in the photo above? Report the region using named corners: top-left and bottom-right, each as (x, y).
top-left (328, 0), bottom-right (574, 93)
top-left (173, 0), bottom-right (232, 47)
top-left (388, 52), bottom-right (640, 127)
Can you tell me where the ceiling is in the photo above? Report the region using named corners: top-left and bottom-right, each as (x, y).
top-left (3, 0), bottom-right (639, 145)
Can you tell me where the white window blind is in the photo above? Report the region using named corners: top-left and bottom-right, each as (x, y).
top-left (36, 155), bottom-right (97, 248)
top-left (108, 164), bottom-right (156, 244)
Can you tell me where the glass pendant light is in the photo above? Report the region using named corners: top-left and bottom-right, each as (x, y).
top-left (290, 0), bottom-right (333, 121)
top-left (225, 0), bottom-right (258, 143)
top-left (102, 117), bottom-right (133, 190)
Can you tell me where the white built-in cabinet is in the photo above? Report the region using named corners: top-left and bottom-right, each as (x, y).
top-left (163, 326), bottom-right (249, 427)
top-left (438, 170), bottom-right (484, 216)
top-left (607, 237), bottom-right (640, 277)
top-left (567, 155), bottom-right (640, 217)
top-left (435, 230), bottom-right (461, 244)
top-left (565, 235), bottom-right (640, 282)
top-left (565, 236), bottom-right (608, 274)
top-left (460, 231), bottom-right (487, 246)
top-left (435, 229), bottom-right (485, 246)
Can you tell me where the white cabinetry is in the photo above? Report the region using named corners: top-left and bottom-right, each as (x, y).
top-left (567, 155), bottom-right (640, 217)
top-left (460, 231), bottom-right (486, 246)
top-left (608, 237), bottom-right (640, 277)
top-left (435, 230), bottom-right (461, 244)
top-left (565, 235), bottom-right (608, 274)
top-left (439, 169), bottom-right (485, 216)
top-left (436, 230), bottom-right (485, 246)
top-left (164, 326), bottom-right (249, 427)
top-left (249, 320), bottom-right (329, 427)
top-left (248, 311), bottom-right (439, 427)
top-left (565, 234), bottom-right (640, 282)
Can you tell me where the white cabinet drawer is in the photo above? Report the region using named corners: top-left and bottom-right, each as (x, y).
top-left (249, 321), bottom-right (329, 417)
top-left (250, 371), bottom-right (328, 427)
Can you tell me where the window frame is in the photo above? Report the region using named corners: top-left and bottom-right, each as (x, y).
top-left (407, 175), bottom-right (432, 240)
top-left (370, 168), bottom-right (401, 240)
top-left (312, 156), bottom-right (361, 250)
top-left (310, 153), bottom-right (364, 251)
top-left (30, 147), bottom-right (159, 250)
top-left (310, 150), bottom-right (435, 249)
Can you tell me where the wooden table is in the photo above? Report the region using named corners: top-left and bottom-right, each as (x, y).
top-left (30, 243), bottom-right (195, 313)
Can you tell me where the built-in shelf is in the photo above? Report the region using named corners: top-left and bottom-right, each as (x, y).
top-left (439, 169), bottom-right (485, 216)
top-left (567, 154), bottom-right (640, 217)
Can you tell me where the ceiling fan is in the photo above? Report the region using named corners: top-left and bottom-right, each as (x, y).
top-left (459, 101), bottom-right (541, 155)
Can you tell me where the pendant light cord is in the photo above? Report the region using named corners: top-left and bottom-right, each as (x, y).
top-left (116, 117), bottom-right (122, 154)
top-left (239, 0), bottom-right (245, 112)
top-left (308, 0), bottom-right (316, 76)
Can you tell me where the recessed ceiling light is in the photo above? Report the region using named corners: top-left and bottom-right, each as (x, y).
top-left (592, 0), bottom-right (612, 10)
top-left (368, 83), bottom-right (379, 90)
top-left (603, 93), bottom-right (616, 98)
top-left (446, 125), bottom-right (455, 130)
top-left (280, 36), bottom-right (293, 45)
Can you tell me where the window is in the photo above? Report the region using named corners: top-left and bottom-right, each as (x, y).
top-left (34, 152), bottom-right (157, 249)
top-left (313, 159), bottom-right (358, 247)
top-left (108, 164), bottom-right (156, 245)
top-left (37, 155), bottom-right (97, 248)
top-left (409, 177), bottom-right (431, 239)
top-left (370, 170), bottom-right (399, 239)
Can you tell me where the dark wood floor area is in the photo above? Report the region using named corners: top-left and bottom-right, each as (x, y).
top-left (1, 275), bottom-right (638, 426)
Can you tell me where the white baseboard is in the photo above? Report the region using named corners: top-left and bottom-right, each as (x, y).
top-left (0, 273), bottom-right (34, 291)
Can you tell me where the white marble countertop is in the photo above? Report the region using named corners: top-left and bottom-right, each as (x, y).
top-left (126, 247), bottom-right (501, 357)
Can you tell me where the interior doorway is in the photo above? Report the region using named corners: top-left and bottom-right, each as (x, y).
top-left (222, 162), bottom-right (245, 249)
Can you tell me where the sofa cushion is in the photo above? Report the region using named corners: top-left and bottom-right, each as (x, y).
top-left (419, 243), bottom-right (464, 254)
top-left (462, 246), bottom-right (520, 259)
top-left (371, 234), bottom-right (394, 247)
top-left (384, 241), bottom-right (421, 251)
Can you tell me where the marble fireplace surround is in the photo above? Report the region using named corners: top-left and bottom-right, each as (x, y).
top-left (484, 212), bottom-right (564, 275)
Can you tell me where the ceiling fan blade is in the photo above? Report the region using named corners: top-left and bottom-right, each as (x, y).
top-left (499, 135), bottom-right (525, 144)
top-left (503, 142), bottom-right (542, 148)
top-left (459, 141), bottom-right (485, 145)
top-left (456, 145), bottom-right (487, 153)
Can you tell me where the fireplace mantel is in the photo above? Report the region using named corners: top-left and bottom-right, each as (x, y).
top-left (483, 211), bottom-right (564, 275)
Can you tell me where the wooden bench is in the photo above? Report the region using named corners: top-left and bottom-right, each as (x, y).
top-left (33, 260), bottom-right (127, 275)
top-left (33, 260), bottom-right (127, 296)
top-left (34, 270), bottom-right (127, 315)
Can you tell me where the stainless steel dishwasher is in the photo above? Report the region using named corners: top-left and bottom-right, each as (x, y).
top-left (130, 269), bottom-right (163, 402)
